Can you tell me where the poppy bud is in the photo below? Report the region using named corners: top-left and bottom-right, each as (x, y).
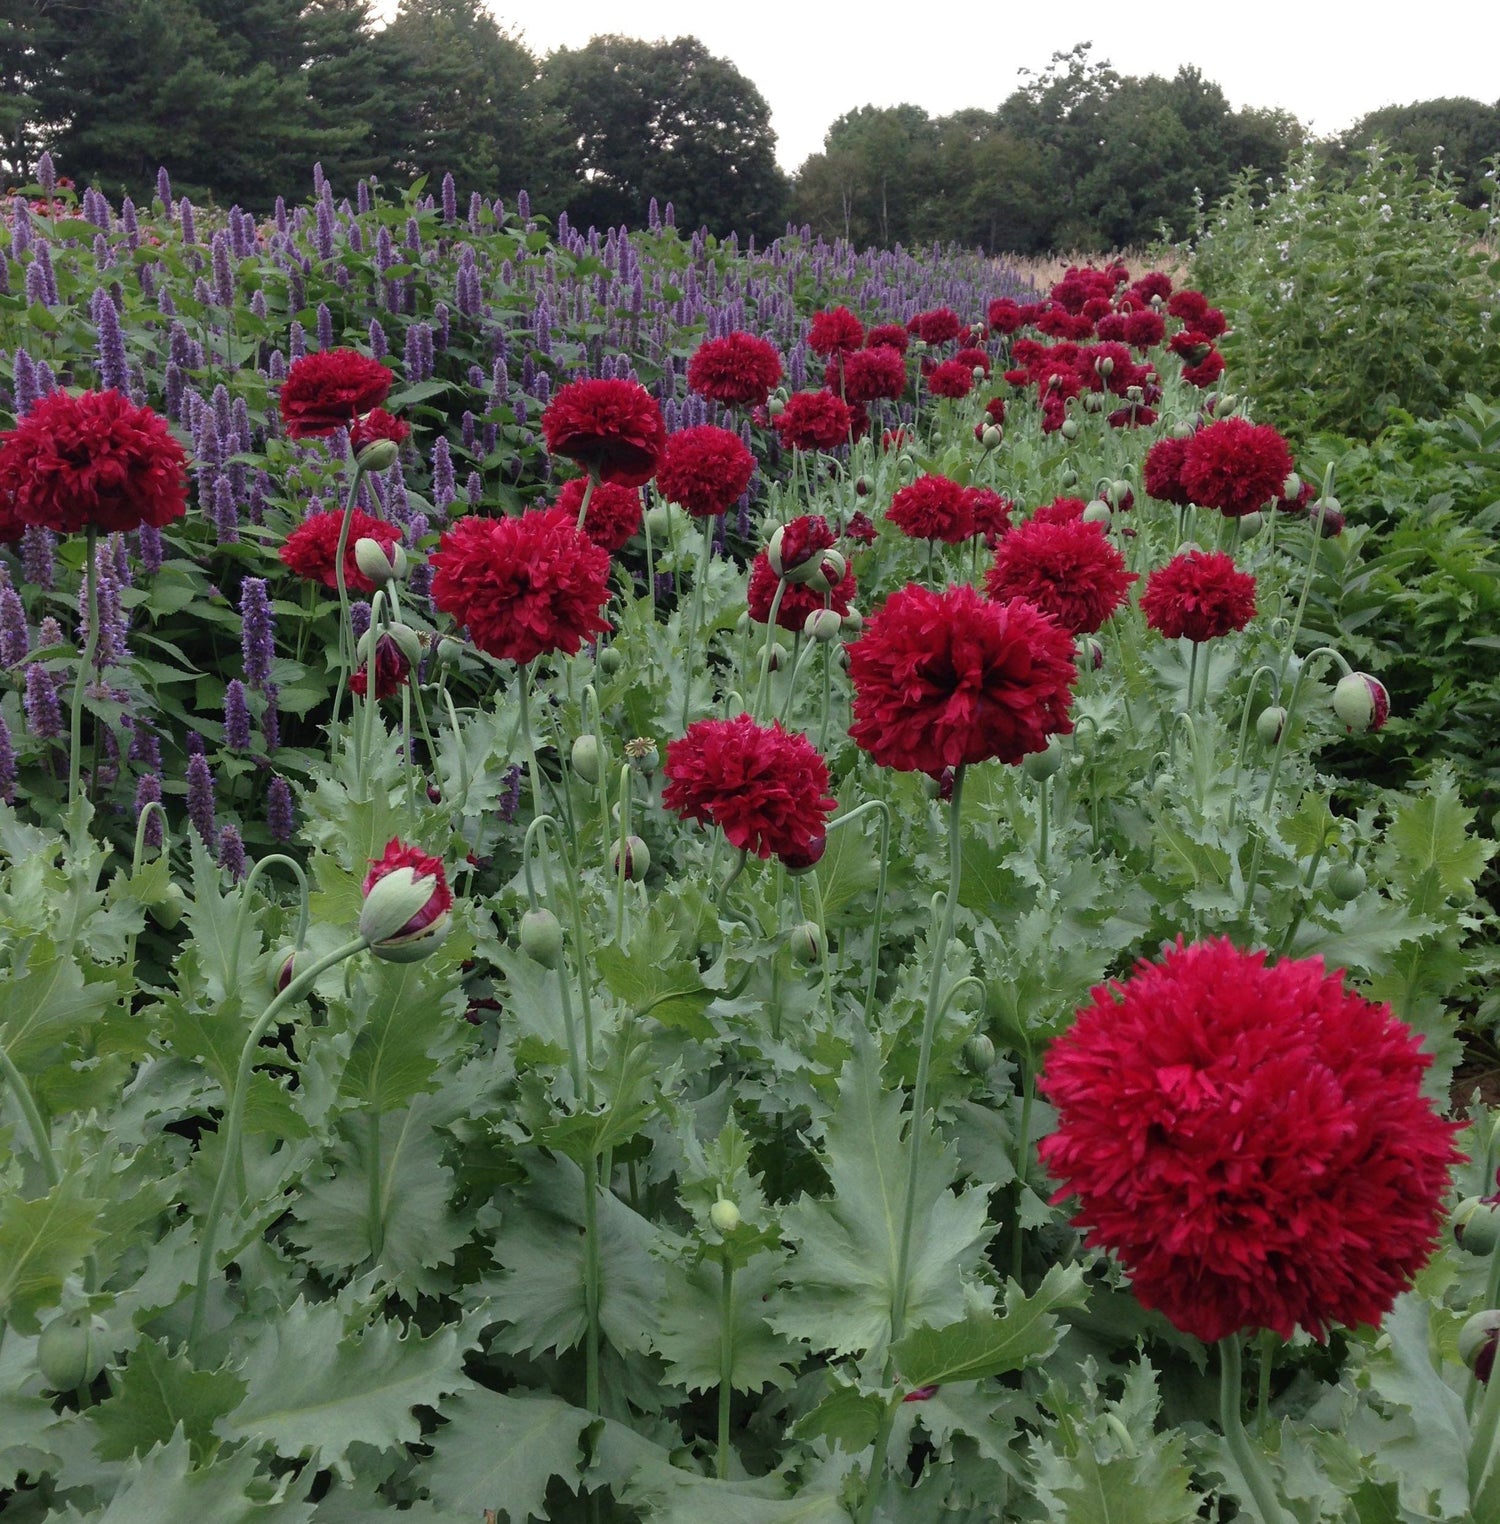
top-left (36, 1313), bottom-right (104, 1393)
top-left (356, 437), bottom-right (401, 473)
top-left (1170, 422), bottom-right (1196, 441)
top-left (805, 549), bottom-right (846, 596)
top-left (709, 1198), bottom-right (740, 1234)
top-left (274, 947), bottom-right (298, 993)
top-left (519, 907), bottom-right (564, 966)
top-left (841, 608), bottom-right (864, 635)
top-left (962, 1032), bottom-right (996, 1074)
top-left (359, 840), bottom-right (452, 961)
top-left (1060, 418), bottom-right (1080, 440)
top-left (597, 646), bottom-right (624, 675)
top-left (644, 503), bottom-right (673, 539)
top-left (1256, 706), bottom-right (1288, 746)
top-left (981, 425), bottom-right (1003, 450)
top-left (1081, 499), bottom-right (1111, 525)
top-left (358, 620), bottom-right (421, 669)
top-left (149, 881), bottom-right (188, 931)
top-left (855, 475), bottom-right (872, 496)
top-left (354, 536), bottom-right (408, 586)
top-left (1326, 860), bottom-right (1367, 901)
top-left (1282, 472), bottom-right (1302, 502)
top-left (1238, 510), bottom-right (1265, 535)
top-left (1059, 468), bottom-right (1079, 489)
top-left (1460, 1310), bottom-right (1500, 1382)
top-left (1022, 739), bottom-right (1065, 780)
top-left (1096, 355), bottom-right (1114, 378)
top-left (779, 833), bottom-right (826, 875)
top-left (803, 608), bottom-right (842, 642)
top-left (789, 920), bottom-right (824, 965)
top-left (1081, 636), bottom-right (1104, 671)
top-left (612, 834), bottom-right (650, 881)
top-left (571, 734), bottom-right (603, 785)
top-left (1331, 672), bottom-right (1390, 733)
top-left (767, 397), bottom-right (785, 417)
top-left (1313, 503), bottom-right (1346, 537)
top-left (435, 636), bottom-right (464, 667)
top-left (1454, 1196), bottom-right (1500, 1255)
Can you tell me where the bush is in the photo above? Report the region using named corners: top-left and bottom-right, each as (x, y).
top-left (1190, 145), bottom-right (1500, 442)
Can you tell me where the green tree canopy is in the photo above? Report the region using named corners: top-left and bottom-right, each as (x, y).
top-left (1338, 97), bottom-right (1500, 208)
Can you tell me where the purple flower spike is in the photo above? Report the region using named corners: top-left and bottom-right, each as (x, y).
top-left (218, 824), bottom-right (247, 880)
top-left (24, 663), bottom-right (62, 740)
top-left (223, 679), bottom-right (252, 750)
top-left (186, 751), bottom-right (217, 846)
top-left (135, 773), bottom-right (164, 846)
top-left (0, 585), bottom-right (29, 667)
top-left (266, 774), bottom-right (295, 843)
top-left (240, 577), bottom-right (274, 689)
top-left (0, 714), bottom-right (16, 802)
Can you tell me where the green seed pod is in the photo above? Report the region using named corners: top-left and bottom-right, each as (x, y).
top-left (435, 636), bottom-right (464, 668)
top-left (709, 1198), bottom-right (741, 1234)
top-left (1060, 418), bottom-right (1080, 440)
top-left (1326, 861), bottom-right (1367, 902)
top-left (981, 424), bottom-right (1004, 450)
top-left (597, 646), bottom-right (624, 675)
top-left (624, 737), bottom-right (659, 773)
top-left (519, 908), bottom-right (564, 967)
top-left (571, 734), bottom-right (603, 785)
top-left (37, 1313), bottom-right (104, 1393)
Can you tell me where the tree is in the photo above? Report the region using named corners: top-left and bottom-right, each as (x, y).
top-left (1339, 98), bottom-right (1500, 208)
top-left (540, 35), bottom-right (787, 239)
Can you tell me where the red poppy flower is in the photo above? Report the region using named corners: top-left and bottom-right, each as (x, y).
top-left (1179, 417), bottom-right (1294, 518)
top-left (281, 508), bottom-right (400, 593)
top-left (687, 332), bottom-right (784, 408)
top-left (1030, 496), bottom-right (1088, 526)
top-left (907, 307), bottom-right (963, 345)
top-left (963, 487), bottom-right (1013, 541)
top-left (922, 360), bottom-right (973, 399)
top-left (349, 408), bottom-right (411, 455)
top-left (663, 714), bottom-right (836, 861)
top-left (1122, 309), bottom-right (1166, 349)
top-left (807, 306), bottom-right (865, 357)
top-left (844, 511), bottom-right (878, 546)
top-left (350, 633), bottom-right (411, 699)
top-left (1143, 435), bottom-right (1195, 507)
top-left (1140, 551), bottom-right (1257, 642)
top-left (747, 550), bottom-right (855, 630)
top-left (954, 347), bottom-right (991, 376)
top-left (1181, 350), bottom-right (1227, 389)
top-left (985, 518), bottom-right (1136, 635)
top-left (1038, 938), bottom-right (1463, 1343)
top-left (827, 346), bottom-right (907, 403)
top-left (540, 377), bottom-right (667, 488)
top-left (865, 324), bottom-right (911, 353)
top-left (847, 582), bottom-right (1076, 772)
top-left (773, 391), bottom-right (854, 451)
top-left (983, 397), bottom-right (1006, 426)
top-left (1167, 289), bottom-right (1210, 325)
top-left (0, 388), bottom-right (188, 536)
top-left (360, 838), bottom-right (453, 951)
top-left (1130, 272), bottom-right (1173, 304)
top-left (429, 507), bottom-right (612, 665)
top-left (280, 349), bottom-right (393, 439)
top-left (887, 474), bottom-right (974, 543)
top-left (556, 476), bottom-right (641, 552)
top-left (654, 425), bottom-right (755, 518)
top-left (986, 298), bottom-right (1026, 335)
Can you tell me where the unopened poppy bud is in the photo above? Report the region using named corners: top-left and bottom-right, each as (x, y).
top-left (897, 453), bottom-right (917, 480)
top-left (805, 549), bottom-right (846, 596)
top-left (1083, 392), bottom-right (1105, 413)
top-left (36, 1313), bottom-right (104, 1394)
top-left (841, 608), bottom-right (864, 635)
top-left (804, 608), bottom-right (843, 642)
top-left (1081, 636), bottom-right (1104, 671)
top-left (359, 620), bottom-right (421, 669)
top-left (855, 475), bottom-right (872, 496)
top-left (571, 734), bottom-right (603, 785)
top-left (779, 833), bottom-right (826, 875)
top-left (1331, 672), bottom-right (1390, 733)
top-left (789, 920), bottom-right (824, 965)
top-left (1314, 503), bottom-right (1346, 537)
top-left (359, 841), bottom-right (452, 960)
top-left (644, 503), bottom-right (673, 539)
top-left (150, 881), bottom-right (188, 931)
top-left (708, 1198), bottom-right (741, 1234)
top-left (981, 424), bottom-right (1003, 450)
top-left (1110, 480), bottom-right (1132, 504)
top-left (1282, 472), bottom-right (1302, 502)
top-left (1095, 355), bottom-right (1114, 378)
top-left (767, 396), bottom-right (785, 418)
top-left (435, 636), bottom-right (464, 667)
top-left (1059, 468), bottom-right (1079, 489)
top-left (275, 947), bottom-right (298, 993)
top-left (1460, 1310), bottom-right (1500, 1382)
top-left (1214, 393), bottom-right (1239, 417)
top-left (612, 834), bottom-right (650, 881)
top-left (1177, 540), bottom-right (1204, 556)
top-left (356, 437), bottom-right (401, 473)
top-left (1022, 739), bottom-right (1065, 780)
top-left (1238, 510), bottom-right (1265, 535)
top-left (1326, 860), bottom-right (1367, 901)
top-left (1124, 386), bottom-right (1143, 403)
top-left (1454, 1196), bottom-right (1500, 1254)
top-left (624, 736), bottom-right (659, 773)
top-left (354, 536), bottom-right (404, 586)
top-left (1060, 418), bottom-right (1080, 439)
top-left (519, 907), bottom-right (564, 966)
top-left (1082, 499), bottom-right (1112, 525)
top-left (962, 1032), bottom-right (996, 1074)
top-left (597, 646), bottom-right (624, 675)
top-left (1256, 706), bottom-right (1288, 745)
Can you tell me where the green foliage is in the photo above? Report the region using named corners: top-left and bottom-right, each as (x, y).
top-left (1337, 97), bottom-right (1500, 209)
top-left (1191, 146), bottom-right (1500, 441)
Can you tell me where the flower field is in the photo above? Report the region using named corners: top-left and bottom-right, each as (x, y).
top-left (1, 157), bottom-right (1498, 1522)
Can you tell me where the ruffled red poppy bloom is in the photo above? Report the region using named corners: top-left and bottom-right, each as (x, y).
top-left (1143, 435), bottom-right (1195, 506)
top-left (954, 347), bottom-right (991, 376)
top-left (827, 346), bottom-right (907, 403)
top-left (773, 391), bottom-right (854, 451)
top-left (1181, 350), bottom-right (1227, 389)
top-left (747, 549), bottom-right (855, 630)
top-left (986, 298), bottom-right (1027, 335)
top-left (985, 517), bottom-right (1136, 635)
top-left (429, 507), bottom-right (612, 664)
top-left (350, 633), bottom-right (411, 699)
top-left (925, 359), bottom-right (976, 399)
top-left (1122, 309), bottom-right (1166, 349)
top-left (280, 349), bottom-right (393, 439)
top-left (865, 324), bottom-right (910, 353)
top-left (663, 714), bottom-right (836, 861)
top-left (281, 508), bottom-right (400, 593)
top-left (1038, 938), bottom-right (1463, 1343)
top-left (963, 487), bottom-right (1013, 541)
top-left (652, 426), bottom-right (754, 518)
top-left (887, 474), bottom-right (974, 544)
top-left (844, 510), bottom-right (878, 546)
top-left (807, 306), bottom-right (865, 357)
top-left (1130, 272), bottom-right (1173, 304)
top-left (1179, 417), bottom-right (1294, 519)
top-left (847, 582), bottom-right (1076, 772)
top-left (983, 397), bottom-right (1006, 426)
top-left (361, 838), bottom-right (453, 943)
top-left (1168, 289), bottom-right (1211, 325)
top-left (686, 332), bottom-right (783, 408)
top-left (907, 307), bottom-right (963, 345)
top-left (0, 388), bottom-right (188, 537)
top-left (556, 476), bottom-right (641, 552)
top-left (1030, 496), bottom-right (1088, 526)
top-left (1140, 551), bottom-right (1257, 642)
top-left (349, 408), bottom-right (411, 455)
top-left (540, 378), bottom-right (667, 488)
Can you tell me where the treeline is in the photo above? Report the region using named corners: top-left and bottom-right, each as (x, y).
top-left (2, 9), bottom-right (1496, 253)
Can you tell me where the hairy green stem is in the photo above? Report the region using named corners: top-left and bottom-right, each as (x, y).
top-left (0, 1045), bottom-right (62, 1190)
top-left (67, 525), bottom-right (100, 807)
top-left (717, 1252), bottom-right (735, 1479)
top-left (1219, 1335), bottom-right (1293, 1524)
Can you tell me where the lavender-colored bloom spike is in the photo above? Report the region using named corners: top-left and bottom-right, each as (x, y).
top-left (349, 601), bottom-right (371, 642)
top-left (218, 824), bottom-right (247, 880)
top-left (0, 587), bottom-right (26, 668)
top-left (24, 663), bottom-right (62, 739)
top-left (240, 577), bottom-right (274, 688)
top-left (441, 172), bottom-right (457, 222)
top-left (135, 773), bottom-right (163, 846)
top-left (21, 526), bottom-right (55, 590)
top-left (179, 196), bottom-right (195, 244)
top-left (211, 230), bottom-right (234, 306)
top-left (0, 715), bottom-right (15, 802)
top-left (368, 319), bottom-right (387, 359)
top-left (267, 774), bottom-right (295, 843)
top-left (92, 287), bottom-right (129, 392)
top-left (261, 685), bottom-right (280, 753)
top-left (12, 348), bottom-right (38, 414)
top-left (212, 475), bottom-right (239, 544)
top-left (37, 150), bottom-right (56, 197)
top-left (186, 751), bottom-right (216, 845)
top-left (498, 763), bottom-right (523, 823)
top-left (316, 302), bottom-right (334, 350)
top-left (137, 524), bottom-right (164, 575)
top-left (223, 679), bottom-right (252, 749)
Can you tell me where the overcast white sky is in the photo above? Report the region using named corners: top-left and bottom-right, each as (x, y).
top-left (375, 3), bottom-right (1500, 172)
